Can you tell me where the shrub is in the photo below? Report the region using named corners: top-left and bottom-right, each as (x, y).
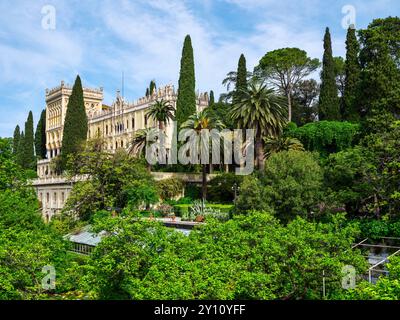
top-left (156, 178), bottom-right (184, 200)
top-left (184, 183), bottom-right (201, 200)
top-left (235, 176), bottom-right (271, 214)
top-left (262, 150), bottom-right (324, 222)
top-left (359, 219), bottom-right (400, 239)
top-left (207, 173), bottom-right (244, 203)
top-left (287, 121), bottom-right (360, 156)
top-left (173, 204), bottom-right (190, 217)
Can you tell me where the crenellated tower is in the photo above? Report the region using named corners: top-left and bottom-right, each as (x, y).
top-left (45, 80), bottom-right (104, 159)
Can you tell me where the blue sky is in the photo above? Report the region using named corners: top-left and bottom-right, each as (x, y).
top-left (0, 0), bottom-right (398, 137)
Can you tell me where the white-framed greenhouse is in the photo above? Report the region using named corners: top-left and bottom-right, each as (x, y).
top-left (352, 237), bottom-right (400, 283)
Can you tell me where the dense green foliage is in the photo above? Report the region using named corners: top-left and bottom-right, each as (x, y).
top-left (264, 136), bottom-right (304, 159)
top-left (233, 54), bottom-right (248, 104)
top-left (236, 151), bottom-right (323, 222)
top-left (319, 28), bottom-right (340, 120)
top-left (4, 22), bottom-right (400, 300)
top-left (0, 138), bottom-right (27, 191)
top-left (61, 75), bottom-right (88, 170)
top-left (325, 121), bottom-right (400, 218)
top-left (156, 178), bottom-right (184, 200)
top-left (209, 90), bottom-right (215, 106)
top-left (263, 151), bottom-right (324, 222)
top-left (207, 173), bottom-right (244, 203)
top-left (175, 35), bottom-right (196, 127)
top-left (16, 131), bottom-right (24, 167)
top-left (35, 109), bottom-right (47, 159)
top-left (0, 138), bottom-right (72, 299)
top-left (149, 80), bottom-right (156, 95)
top-left (257, 47), bottom-right (320, 122)
top-left (343, 27), bottom-right (361, 121)
top-left (235, 176), bottom-right (271, 213)
top-left (342, 256), bottom-right (400, 300)
top-left (359, 17), bottom-right (400, 117)
top-left (291, 79), bottom-right (319, 125)
top-left (20, 111), bottom-right (35, 170)
top-left (77, 212), bottom-right (366, 299)
top-left (287, 121), bottom-right (360, 155)
top-left (63, 140), bottom-right (155, 221)
top-left (207, 101), bottom-right (235, 129)
top-left (12, 125), bottom-right (20, 155)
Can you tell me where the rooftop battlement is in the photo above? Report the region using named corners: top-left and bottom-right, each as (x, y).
top-left (88, 84), bottom-right (209, 121)
top-left (45, 80), bottom-right (104, 99)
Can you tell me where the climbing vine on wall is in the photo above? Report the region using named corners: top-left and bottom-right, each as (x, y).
top-left (286, 121), bottom-right (360, 155)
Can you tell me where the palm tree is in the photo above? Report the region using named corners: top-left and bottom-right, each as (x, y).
top-left (181, 109), bottom-right (224, 202)
top-left (221, 70), bottom-right (253, 103)
top-left (231, 79), bottom-right (287, 171)
top-left (222, 70), bottom-right (253, 92)
top-left (128, 128), bottom-right (158, 171)
top-left (146, 99), bottom-right (175, 130)
top-left (264, 136), bottom-right (304, 159)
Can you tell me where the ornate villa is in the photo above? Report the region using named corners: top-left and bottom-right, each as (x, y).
top-left (33, 81), bottom-right (209, 221)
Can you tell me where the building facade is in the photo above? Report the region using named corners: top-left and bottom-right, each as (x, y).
top-left (33, 81), bottom-right (209, 221)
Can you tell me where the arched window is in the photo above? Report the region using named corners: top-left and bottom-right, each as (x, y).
top-left (132, 117), bottom-right (135, 129)
top-left (121, 140), bottom-right (124, 148)
top-left (116, 141), bottom-right (118, 149)
top-left (106, 125), bottom-right (108, 135)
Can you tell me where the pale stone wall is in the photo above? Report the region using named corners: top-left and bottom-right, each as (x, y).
top-left (32, 177), bottom-right (72, 222)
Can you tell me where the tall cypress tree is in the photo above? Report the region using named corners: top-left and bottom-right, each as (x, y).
top-left (21, 111), bottom-right (35, 169)
top-left (209, 90), bottom-right (215, 106)
top-left (149, 80), bottom-right (156, 95)
top-left (359, 17), bottom-right (400, 118)
top-left (35, 109), bottom-right (47, 159)
top-left (234, 54), bottom-right (248, 104)
top-left (319, 27), bottom-right (340, 120)
top-left (13, 125), bottom-right (20, 155)
top-left (17, 131), bottom-right (24, 167)
top-left (343, 27), bottom-right (361, 121)
top-left (61, 75), bottom-right (88, 169)
top-left (176, 35), bottom-right (196, 127)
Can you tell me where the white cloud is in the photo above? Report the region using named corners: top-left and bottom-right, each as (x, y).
top-left (2, 0), bottom-right (395, 136)
top-left (97, 0), bottom-right (337, 101)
